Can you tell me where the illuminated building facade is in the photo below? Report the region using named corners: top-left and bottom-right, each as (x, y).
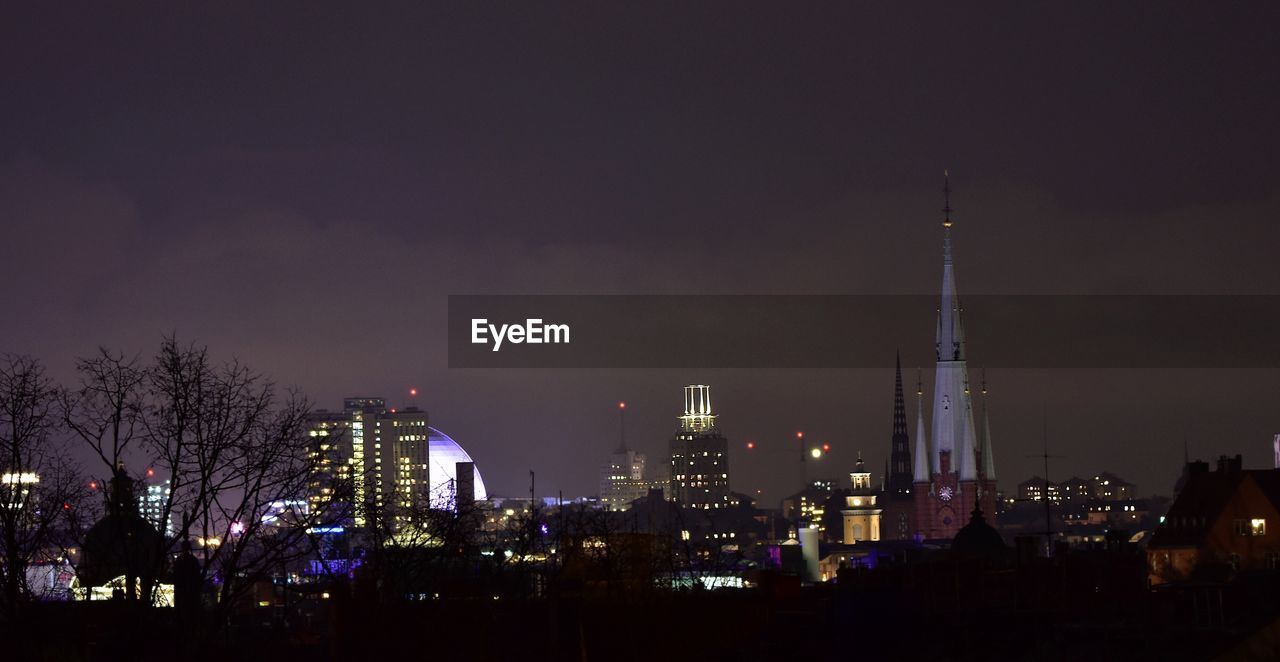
top-left (841, 456), bottom-right (882, 543)
top-left (1017, 477), bottom-right (1061, 503)
top-left (911, 180), bottom-right (998, 540)
top-left (600, 401), bottom-right (656, 511)
top-left (307, 407), bottom-right (358, 525)
top-left (782, 480), bottom-right (834, 536)
top-left (1019, 472), bottom-right (1136, 506)
top-left (600, 449), bottom-right (652, 511)
top-left (138, 480), bottom-right (174, 537)
top-left (669, 385), bottom-right (731, 509)
top-left (0, 472), bottom-right (38, 513)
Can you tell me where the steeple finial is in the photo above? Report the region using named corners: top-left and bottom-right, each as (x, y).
top-left (916, 368), bottom-right (923, 397)
top-left (943, 169), bottom-right (953, 228)
top-left (941, 170), bottom-right (954, 267)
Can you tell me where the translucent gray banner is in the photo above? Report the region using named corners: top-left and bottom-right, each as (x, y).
top-left (447, 295), bottom-right (1280, 368)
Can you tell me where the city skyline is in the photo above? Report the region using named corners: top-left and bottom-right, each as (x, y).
top-left (5, 4), bottom-right (1280, 659)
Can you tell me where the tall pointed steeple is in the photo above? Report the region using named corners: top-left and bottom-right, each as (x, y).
top-left (888, 351), bottom-right (914, 497)
top-left (912, 369), bottom-right (931, 483)
top-left (930, 171), bottom-right (980, 481)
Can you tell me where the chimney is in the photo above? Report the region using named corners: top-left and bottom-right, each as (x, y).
top-left (1216, 455), bottom-right (1243, 474)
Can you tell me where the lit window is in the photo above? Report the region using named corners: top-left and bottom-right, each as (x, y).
top-left (1252, 519), bottom-right (1267, 536)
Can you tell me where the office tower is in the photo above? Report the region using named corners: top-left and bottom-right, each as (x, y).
top-left (669, 385), bottom-right (731, 509)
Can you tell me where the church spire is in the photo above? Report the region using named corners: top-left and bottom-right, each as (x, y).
top-left (936, 170), bottom-right (965, 362)
top-left (893, 351), bottom-right (908, 438)
top-left (979, 371), bottom-right (996, 480)
top-left (931, 171), bottom-right (979, 482)
top-left (912, 368), bottom-right (931, 483)
top-left (957, 380), bottom-right (978, 482)
top-left (888, 351), bottom-right (914, 496)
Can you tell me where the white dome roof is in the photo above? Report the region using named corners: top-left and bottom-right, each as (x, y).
top-left (428, 427), bottom-right (487, 508)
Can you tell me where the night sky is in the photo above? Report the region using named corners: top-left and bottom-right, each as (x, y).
top-left (3, 4), bottom-right (1279, 503)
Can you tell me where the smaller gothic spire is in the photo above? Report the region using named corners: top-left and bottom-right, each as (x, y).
top-left (980, 372), bottom-right (996, 481)
top-left (912, 369), bottom-right (931, 483)
top-left (892, 351), bottom-right (908, 437)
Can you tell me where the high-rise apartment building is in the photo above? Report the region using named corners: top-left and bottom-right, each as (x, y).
top-left (307, 397), bottom-right (485, 530)
top-left (138, 480), bottom-right (175, 537)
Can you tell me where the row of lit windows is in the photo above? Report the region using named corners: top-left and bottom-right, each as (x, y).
top-left (1234, 518), bottom-right (1266, 537)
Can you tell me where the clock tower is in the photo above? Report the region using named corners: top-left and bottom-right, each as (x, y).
top-left (911, 174), bottom-right (998, 540)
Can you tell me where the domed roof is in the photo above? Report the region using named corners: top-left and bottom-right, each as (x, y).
top-left (428, 426), bottom-right (487, 507)
top-left (951, 508), bottom-right (1006, 558)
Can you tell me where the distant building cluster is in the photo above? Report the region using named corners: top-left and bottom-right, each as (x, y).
top-left (598, 402), bottom-right (665, 511)
top-left (1015, 472), bottom-right (1136, 504)
top-left (306, 397), bottom-right (487, 529)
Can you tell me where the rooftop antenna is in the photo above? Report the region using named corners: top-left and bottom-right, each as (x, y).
top-left (1026, 404), bottom-right (1065, 556)
top-left (617, 401), bottom-right (628, 453)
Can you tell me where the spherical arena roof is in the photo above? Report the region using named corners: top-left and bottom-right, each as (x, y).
top-left (428, 426), bottom-right (487, 507)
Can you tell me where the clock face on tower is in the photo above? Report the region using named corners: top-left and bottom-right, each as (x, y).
top-left (938, 486), bottom-right (953, 502)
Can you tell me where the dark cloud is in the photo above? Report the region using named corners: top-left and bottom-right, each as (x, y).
top-left (2, 3), bottom-right (1278, 500)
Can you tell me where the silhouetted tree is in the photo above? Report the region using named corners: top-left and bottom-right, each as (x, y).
top-left (0, 355), bottom-right (84, 620)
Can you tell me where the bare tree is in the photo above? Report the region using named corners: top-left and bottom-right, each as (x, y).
top-left (0, 355), bottom-right (82, 620)
top-left (140, 337), bottom-right (326, 624)
top-left (59, 348), bottom-right (148, 600)
top-left (56, 336), bottom-right (336, 641)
